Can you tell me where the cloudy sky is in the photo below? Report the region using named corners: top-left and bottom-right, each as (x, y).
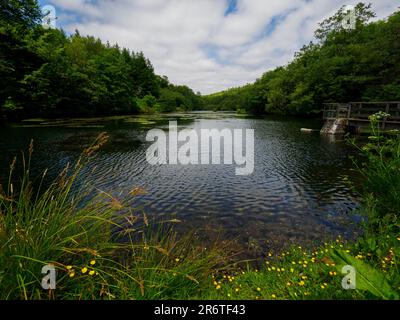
top-left (38, 0), bottom-right (399, 94)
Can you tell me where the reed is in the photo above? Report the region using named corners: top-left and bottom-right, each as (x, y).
top-left (0, 133), bottom-right (227, 300)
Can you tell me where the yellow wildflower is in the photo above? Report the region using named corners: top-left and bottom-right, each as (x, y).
top-left (89, 270), bottom-right (95, 276)
top-left (90, 260), bottom-right (96, 266)
top-left (81, 267), bottom-right (88, 274)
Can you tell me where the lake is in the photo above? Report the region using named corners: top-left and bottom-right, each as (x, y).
top-left (0, 112), bottom-right (362, 257)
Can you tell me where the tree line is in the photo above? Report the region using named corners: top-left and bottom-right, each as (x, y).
top-left (2, 2), bottom-right (399, 119)
top-left (203, 3), bottom-right (400, 115)
top-left (0, 0), bottom-right (202, 119)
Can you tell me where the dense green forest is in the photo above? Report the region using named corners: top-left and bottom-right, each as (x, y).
top-left (0, 0), bottom-right (202, 119)
top-left (2, 2), bottom-right (400, 119)
top-left (203, 3), bottom-right (400, 115)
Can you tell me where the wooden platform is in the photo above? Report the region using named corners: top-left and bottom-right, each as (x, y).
top-left (322, 102), bottom-right (400, 132)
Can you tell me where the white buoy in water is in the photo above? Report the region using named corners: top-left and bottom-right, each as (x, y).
top-left (300, 128), bottom-right (317, 133)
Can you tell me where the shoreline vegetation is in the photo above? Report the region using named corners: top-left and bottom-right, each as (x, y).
top-left (0, 116), bottom-right (399, 300)
top-left (0, 1), bottom-right (399, 300)
top-left (2, 3), bottom-right (400, 120)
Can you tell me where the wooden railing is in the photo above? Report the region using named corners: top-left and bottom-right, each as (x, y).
top-left (323, 102), bottom-right (400, 124)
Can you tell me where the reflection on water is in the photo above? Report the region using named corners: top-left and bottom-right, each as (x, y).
top-left (0, 112), bottom-right (362, 256)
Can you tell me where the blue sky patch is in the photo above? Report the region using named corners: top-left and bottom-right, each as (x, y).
top-left (225, 0), bottom-right (238, 16)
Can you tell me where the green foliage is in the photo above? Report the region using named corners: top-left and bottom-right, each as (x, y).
top-left (332, 249), bottom-right (398, 299)
top-left (202, 84), bottom-right (257, 113)
top-left (314, 3), bottom-right (376, 41)
top-left (137, 94), bottom-right (158, 113)
top-left (0, 136), bottom-right (228, 299)
top-left (7, 29), bottom-right (156, 116)
top-left (157, 85), bottom-right (202, 112)
top-left (200, 113), bottom-right (400, 301)
top-left (0, 0), bottom-right (42, 31)
top-left (2, 98), bottom-right (19, 111)
top-left (0, 1), bottom-right (201, 119)
top-left (201, 237), bottom-right (399, 300)
top-left (203, 3), bottom-right (400, 115)
top-left (351, 113), bottom-right (400, 235)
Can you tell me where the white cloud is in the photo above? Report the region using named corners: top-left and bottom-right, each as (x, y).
top-left (49, 0), bottom-right (400, 94)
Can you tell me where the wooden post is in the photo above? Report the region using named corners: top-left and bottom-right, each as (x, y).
top-left (398, 102), bottom-right (400, 120)
top-left (383, 103), bottom-right (390, 130)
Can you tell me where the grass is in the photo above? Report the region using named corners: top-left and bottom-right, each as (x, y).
top-left (0, 113), bottom-right (399, 300)
top-left (200, 112), bottom-right (399, 300)
top-left (0, 133), bottom-right (229, 300)
top-left (201, 237), bottom-right (399, 300)
top-left (202, 113), bottom-right (399, 300)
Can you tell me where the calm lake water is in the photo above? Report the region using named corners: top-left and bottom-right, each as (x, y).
top-left (0, 112), bottom-right (362, 256)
